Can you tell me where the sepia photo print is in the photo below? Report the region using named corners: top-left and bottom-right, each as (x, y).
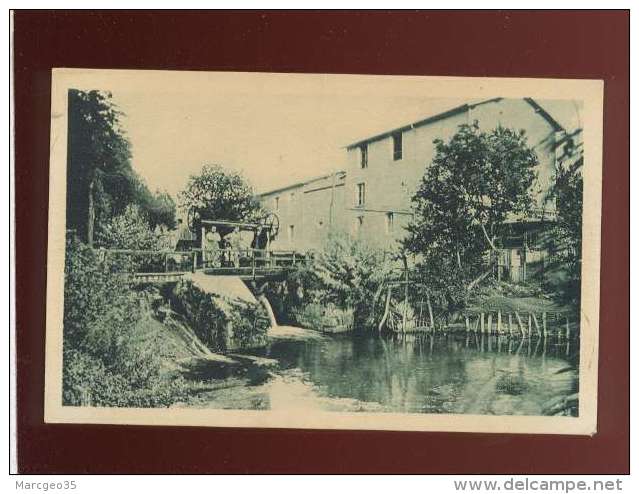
top-left (44, 70), bottom-right (603, 434)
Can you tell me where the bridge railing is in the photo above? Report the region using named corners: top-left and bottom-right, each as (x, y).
top-left (194, 248), bottom-right (311, 274)
top-left (98, 248), bottom-right (198, 274)
top-left (98, 247), bottom-right (311, 276)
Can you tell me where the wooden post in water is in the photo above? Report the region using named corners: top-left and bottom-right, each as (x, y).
top-left (487, 313), bottom-right (493, 335)
top-left (401, 256), bottom-right (409, 333)
top-left (465, 315), bottom-right (470, 333)
top-left (542, 312), bottom-right (548, 338)
top-left (427, 295), bottom-right (435, 331)
top-left (528, 313), bottom-right (532, 337)
top-left (192, 251), bottom-right (196, 273)
top-left (378, 286), bottom-right (392, 334)
top-left (497, 311), bottom-right (502, 334)
top-left (515, 311), bottom-right (526, 337)
top-left (532, 313), bottom-right (541, 338)
top-left (557, 313), bottom-right (563, 340)
top-left (508, 313), bottom-right (513, 337)
top-left (566, 316), bottom-right (570, 339)
top-left (480, 313), bottom-right (485, 334)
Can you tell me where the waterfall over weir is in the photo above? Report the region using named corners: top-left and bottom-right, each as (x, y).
top-left (257, 294), bottom-right (325, 340)
top-left (257, 294), bottom-right (278, 329)
top-left (254, 286), bottom-right (324, 340)
top-left (183, 272), bottom-right (318, 339)
top-left (184, 271), bottom-right (280, 328)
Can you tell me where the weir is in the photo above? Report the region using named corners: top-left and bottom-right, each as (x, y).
top-left (183, 272), bottom-right (258, 304)
top-left (183, 271), bottom-right (280, 329)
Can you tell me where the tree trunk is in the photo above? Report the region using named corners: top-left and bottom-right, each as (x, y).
top-left (467, 269), bottom-right (491, 291)
top-left (480, 222), bottom-right (498, 251)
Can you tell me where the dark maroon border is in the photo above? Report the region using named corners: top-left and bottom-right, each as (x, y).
top-left (13, 10), bottom-right (630, 474)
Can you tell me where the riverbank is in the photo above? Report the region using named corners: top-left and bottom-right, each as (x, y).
top-left (117, 284), bottom-right (579, 416)
top-left (175, 328), bottom-right (579, 416)
top-left (169, 321), bottom-right (386, 412)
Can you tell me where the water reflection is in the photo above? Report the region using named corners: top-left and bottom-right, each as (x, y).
top-left (256, 333), bottom-right (578, 416)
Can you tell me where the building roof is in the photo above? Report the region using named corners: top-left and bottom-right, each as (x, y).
top-left (257, 98), bottom-right (570, 199)
top-left (257, 170), bottom-right (346, 197)
top-left (345, 97), bottom-right (566, 149)
top-left (523, 98), bottom-right (564, 132)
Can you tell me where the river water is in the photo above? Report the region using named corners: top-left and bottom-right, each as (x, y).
top-left (189, 328), bottom-right (579, 416)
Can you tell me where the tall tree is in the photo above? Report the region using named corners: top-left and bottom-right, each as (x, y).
top-left (133, 185), bottom-right (177, 230)
top-left (404, 122), bottom-right (539, 281)
top-left (66, 90), bottom-right (132, 244)
top-left (178, 164), bottom-right (263, 224)
top-left (66, 89), bottom-right (176, 243)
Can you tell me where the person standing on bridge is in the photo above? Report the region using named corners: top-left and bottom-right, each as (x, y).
top-left (204, 226), bottom-right (222, 268)
top-left (229, 226), bottom-right (243, 268)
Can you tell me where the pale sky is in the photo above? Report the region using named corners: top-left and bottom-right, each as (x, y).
top-left (77, 71), bottom-right (582, 199)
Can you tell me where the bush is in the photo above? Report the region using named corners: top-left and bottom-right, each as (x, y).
top-left (411, 254), bottom-right (473, 322)
top-left (226, 299), bottom-right (270, 350)
top-left (96, 204), bottom-right (161, 250)
top-left (261, 264), bottom-right (319, 325)
top-left (171, 280), bottom-right (228, 351)
top-left (290, 303), bottom-right (325, 328)
top-left (292, 303), bottom-right (354, 331)
top-left (95, 204), bottom-right (166, 272)
top-left (62, 237), bottom-right (189, 407)
top-left (279, 232), bottom-right (394, 330)
top-left (63, 349), bottom-right (189, 408)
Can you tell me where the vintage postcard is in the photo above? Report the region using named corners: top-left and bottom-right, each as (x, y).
top-left (44, 69), bottom-right (603, 434)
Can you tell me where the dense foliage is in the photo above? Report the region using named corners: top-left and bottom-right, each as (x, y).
top-left (402, 123), bottom-right (540, 314)
top-left (178, 164), bottom-right (263, 223)
top-left (137, 188), bottom-right (177, 230)
top-left (96, 204), bottom-right (170, 273)
top-left (404, 123), bottom-right (538, 274)
top-left (312, 233), bottom-right (394, 323)
top-left (96, 204), bottom-right (163, 250)
top-left (275, 233), bottom-right (395, 329)
top-left (410, 255), bottom-right (472, 324)
top-left (66, 89), bottom-right (175, 243)
top-left (63, 238), bottom-right (189, 407)
top-left (545, 130), bottom-right (584, 304)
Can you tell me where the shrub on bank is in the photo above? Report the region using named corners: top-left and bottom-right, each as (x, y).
top-left (270, 232), bottom-right (394, 330)
top-left (62, 237), bottom-right (189, 407)
top-left (95, 204), bottom-right (167, 272)
top-left (291, 303), bottom-right (354, 332)
top-left (63, 348), bottom-right (189, 408)
top-left (171, 280), bottom-right (228, 352)
top-left (227, 298), bottom-right (270, 350)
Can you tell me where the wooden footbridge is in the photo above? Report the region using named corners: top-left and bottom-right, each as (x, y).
top-left (105, 247), bottom-right (309, 284)
top-left (104, 213), bottom-right (310, 284)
